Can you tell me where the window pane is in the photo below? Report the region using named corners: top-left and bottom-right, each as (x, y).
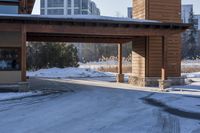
top-left (67, 9), bottom-right (71, 15)
top-left (74, 9), bottom-right (80, 15)
top-left (74, 0), bottom-right (80, 8)
top-left (82, 0), bottom-right (89, 9)
top-left (67, 0), bottom-right (71, 7)
top-left (82, 11), bottom-right (88, 15)
top-left (47, 9), bottom-right (64, 15)
top-left (41, 0), bottom-right (45, 8)
top-left (0, 5), bottom-right (18, 14)
top-left (47, 0), bottom-right (64, 7)
top-left (41, 9), bottom-right (45, 15)
top-left (0, 48), bottom-right (21, 71)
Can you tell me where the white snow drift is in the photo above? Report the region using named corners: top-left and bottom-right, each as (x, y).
top-left (27, 67), bottom-right (115, 78)
top-left (0, 92), bottom-right (40, 101)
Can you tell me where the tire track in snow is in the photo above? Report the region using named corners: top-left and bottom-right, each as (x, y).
top-left (149, 109), bottom-right (180, 133)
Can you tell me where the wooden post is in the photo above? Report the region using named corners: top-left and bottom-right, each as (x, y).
top-left (21, 25), bottom-right (27, 82)
top-left (159, 36), bottom-right (172, 89)
top-left (161, 36), bottom-right (167, 81)
top-left (117, 43), bottom-right (124, 83)
top-left (118, 43), bottom-right (122, 74)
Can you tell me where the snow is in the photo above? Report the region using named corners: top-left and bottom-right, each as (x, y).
top-left (0, 78), bottom-right (199, 133)
top-left (183, 72), bottom-right (200, 78)
top-left (148, 92), bottom-right (200, 115)
top-left (0, 92), bottom-right (41, 101)
top-left (27, 67), bottom-right (115, 78)
top-left (0, 14), bottom-right (160, 23)
top-left (79, 60), bottom-right (131, 70)
top-left (182, 59), bottom-right (200, 66)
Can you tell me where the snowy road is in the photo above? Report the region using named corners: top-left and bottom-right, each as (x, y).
top-left (0, 78), bottom-right (199, 133)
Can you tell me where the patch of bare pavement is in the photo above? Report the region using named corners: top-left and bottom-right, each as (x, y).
top-left (0, 78), bottom-right (199, 133)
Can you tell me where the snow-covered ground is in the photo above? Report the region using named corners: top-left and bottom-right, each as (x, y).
top-left (79, 60), bottom-right (131, 70)
top-left (148, 91), bottom-right (200, 115)
top-left (0, 78), bottom-right (199, 133)
top-left (182, 72), bottom-right (200, 78)
top-left (181, 59), bottom-right (200, 67)
top-left (27, 67), bottom-right (115, 78)
top-left (1, 59), bottom-right (200, 132)
top-left (0, 92), bottom-right (41, 101)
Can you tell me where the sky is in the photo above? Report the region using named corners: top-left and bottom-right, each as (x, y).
top-left (32, 0), bottom-right (200, 17)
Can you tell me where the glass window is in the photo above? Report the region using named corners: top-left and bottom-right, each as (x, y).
top-left (41, 9), bottom-right (45, 15)
top-left (74, 0), bottom-right (80, 8)
top-left (0, 48), bottom-right (21, 71)
top-left (0, 5), bottom-right (18, 14)
top-left (74, 9), bottom-right (80, 15)
top-left (67, 0), bottom-right (71, 7)
top-left (47, 9), bottom-right (64, 15)
top-left (82, 11), bottom-right (88, 15)
top-left (82, 0), bottom-right (89, 10)
top-left (47, 0), bottom-right (64, 7)
top-left (67, 9), bottom-right (71, 15)
top-left (41, 0), bottom-right (45, 8)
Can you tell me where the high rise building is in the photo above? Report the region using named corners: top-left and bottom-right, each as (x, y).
top-left (181, 4), bottom-right (200, 30)
top-left (181, 5), bottom-right (193, 23)
top-left (127, 7), bottom-right (132, 18)
top-left (40, 0), bottom-right (100, 16)
top-left (194, 15), bottom-right (200, 30)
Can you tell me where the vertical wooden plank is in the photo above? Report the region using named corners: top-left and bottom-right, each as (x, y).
top-left (161, 36), bottom-right (168, 80)
top-left (21, 25), bottom-right (27, 82)
top-left (118, 43), bottom-right (123, 74)
top-left (145, 36), bottom-right (149, 77)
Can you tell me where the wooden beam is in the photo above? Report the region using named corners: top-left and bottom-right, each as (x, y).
top-left (161, 36), bottom-right (168, 80)
top-left (0, 1), bottom-right (19, 6)
top-left (25, 24), bottom-right (180, 37)
top-left (21, 25), bottom-right (27, 82)
top-left (27, 35), bottom-right (132, 44)
top-left (118, 43), bottom-right (123, 74)
top-left (145, 36), bottom-right (149, 77)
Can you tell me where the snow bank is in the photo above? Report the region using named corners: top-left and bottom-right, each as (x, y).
top-left (148, 93), bottom-right (200, 114)
top-left (0, 92), bottom-right (41, 101)
top-left (79, 60), bottom-right (131, 70)
top-left (182, 59), bottom-right (200, 67)
top-left (27, 67), bottom-right (115, 78)
top-left (182, 72), bottom-right (200, 78)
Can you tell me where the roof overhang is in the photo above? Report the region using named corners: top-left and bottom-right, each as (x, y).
top-left (0, 14), bottom-right (191, 30)
top-left (0, 14), bottom-right (191, 43)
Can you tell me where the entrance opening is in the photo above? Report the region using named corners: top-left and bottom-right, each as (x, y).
top-left (26, 40), bottom-right (132, 91)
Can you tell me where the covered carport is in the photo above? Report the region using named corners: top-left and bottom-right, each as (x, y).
top-left (0, 14), bottom-right (189, 90)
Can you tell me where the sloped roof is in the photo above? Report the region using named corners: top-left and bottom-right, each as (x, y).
top-left (0, 14), bottom-right (190, 30)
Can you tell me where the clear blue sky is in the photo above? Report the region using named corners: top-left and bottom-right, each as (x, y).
top-left (32, 0), bottom-right (200, 16)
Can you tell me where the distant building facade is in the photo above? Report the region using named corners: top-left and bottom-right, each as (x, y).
top-left (181, 5), bottom-right (193, 23)
top-left (181, 4), bottom-right (200, 47)
top-left (40, 0), bottom-right (100, 16)
top-left (181, 4), bottom-right (200, 30)
top-left (127, 7), bottom-right (133, 18)
top-left (194, 15), bottom-right (200, 30)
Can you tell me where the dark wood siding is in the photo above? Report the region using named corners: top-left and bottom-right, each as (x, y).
top-left (132, 37), bottom-right (146, 77)
top-left (132, 0), bottom-right (181, 77)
